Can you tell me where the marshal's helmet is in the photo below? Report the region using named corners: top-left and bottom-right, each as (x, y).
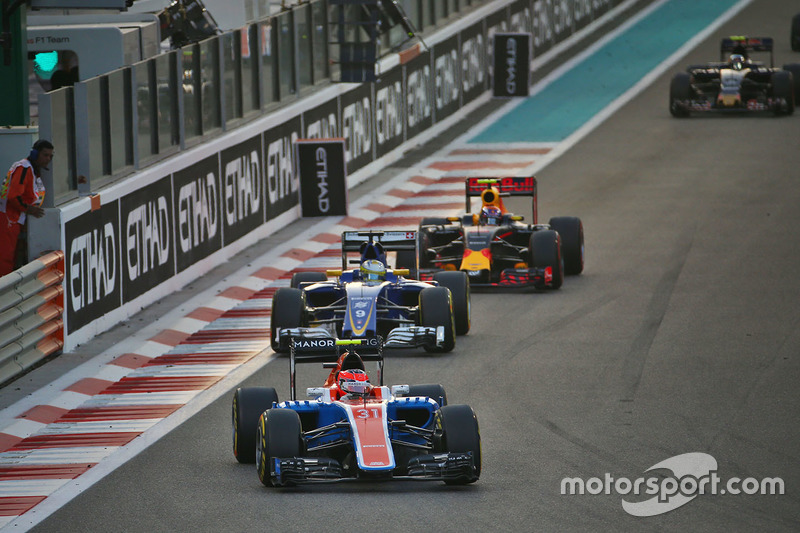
top-left (338, 369), bottom-right (372, 395)
top-left (479, 206), bottom-right (502, 226)
top-left (360, 259), bottom-right (386, 283)
top-left (730, 54), bottom-right (745, 70)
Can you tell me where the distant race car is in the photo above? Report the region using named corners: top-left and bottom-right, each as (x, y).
top-left (669, 36), bottom-right (800, 117)
top-left (270, 231), bottom-right (470, 353)
top-left (231, 333), bottom-right (481, 487)
top-left (416, 177), bottom-right (584, 289)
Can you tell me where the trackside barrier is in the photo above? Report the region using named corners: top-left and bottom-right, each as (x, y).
top-left (0, 251), bottom-right (65, 385)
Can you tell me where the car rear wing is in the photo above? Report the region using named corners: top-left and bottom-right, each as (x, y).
top-left (464, 177), bottom-right (538, 223)
top-left (340, 230), bottom-right (418, 268)
top-left (282, 328), bottom-right (384, 400)
top-left (720, 36), bottom-right (773, 65)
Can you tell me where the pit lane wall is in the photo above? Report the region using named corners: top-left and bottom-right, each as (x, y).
top-left (57, 0), bottom-right (634, 351)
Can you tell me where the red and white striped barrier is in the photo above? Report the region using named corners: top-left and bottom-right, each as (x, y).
top-left (0, 251), bottom-right (65, 387)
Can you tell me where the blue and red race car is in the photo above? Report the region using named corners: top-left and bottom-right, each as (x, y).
top-left (231, 334), bottom-right (481, 487)
top-left (416, 177), bottom-right (584, 289)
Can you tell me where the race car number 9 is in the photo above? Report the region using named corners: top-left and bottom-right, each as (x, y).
top-left (355, 310), bottom-right (366, 318)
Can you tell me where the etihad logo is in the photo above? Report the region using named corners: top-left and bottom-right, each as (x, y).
top-left (70, 222), bottom-right (117, 311)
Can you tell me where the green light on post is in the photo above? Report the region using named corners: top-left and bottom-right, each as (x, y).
top-left (33, 51), bottom-right (59, 78)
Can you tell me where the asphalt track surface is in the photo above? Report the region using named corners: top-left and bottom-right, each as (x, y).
top-left (5, 0), bottom-right (800, 530)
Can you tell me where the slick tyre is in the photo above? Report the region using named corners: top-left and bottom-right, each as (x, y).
top-left (232, 387), bottom-right (279, 464)
top-left (419, 286), bottom-right (456, 352)
top-left (781, 64), bottom-right (800, 109)
top-left (419, 217), bottom-right (449, 228)
top-left (290, 271), bottom-right (327, 289)
top-left (548, 216), bottom-right (584, 275)
top-left (407, 384), bottom-right (448, 407)
top-left (771, 70), bottom-right (795, 116)
top-left (395, 249), bottom-right (417, 276)
top-left (529, 230), bottom-right (564, 290)
top-left (433, 271), bottom-right (471, 335)
top-left (256, 409), bottom-right (302, 487)
top-left (270, 288), bottom-right (305, 353)
top-left (669, 73), bottom-right (691, 117)
top-left (417, 230), bottom-right (434, 269)
top-left (434, 404), bottom-right (481, 484)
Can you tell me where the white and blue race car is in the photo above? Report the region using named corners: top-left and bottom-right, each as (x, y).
top-left (270, 231), bottom-right (470, 353)
top-left (232, 334), bottom-right (481, 486)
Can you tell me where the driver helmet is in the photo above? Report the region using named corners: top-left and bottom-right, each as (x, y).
top-left (338, 369), bottom-right (372, 395)
top-left (479, 206), bottom-right (502, 226)
top-left (730, 54), bottom-right (745, 70)
top-left (360, 259), bottom-right (386, 283)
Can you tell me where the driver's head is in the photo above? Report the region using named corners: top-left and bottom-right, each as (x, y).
top-left (730, 54), bottom-right (745, 70)
top-left (360, 259), bottom-right (386, 283)
top-left (479, 206), bottom-right (502, 226)
top-left (338, 369), bottom-right (372, 396)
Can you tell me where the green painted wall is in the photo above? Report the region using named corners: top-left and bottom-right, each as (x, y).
top-left (0, 5), bottom-right (30, 126)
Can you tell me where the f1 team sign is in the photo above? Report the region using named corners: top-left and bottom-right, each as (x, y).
top-left (296, 139), bottom-right (348, 217)
top-left (493, 33), bottom-right (532, 97)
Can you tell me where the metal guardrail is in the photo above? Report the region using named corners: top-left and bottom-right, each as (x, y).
top-left (0, 251), bottom-right (65, 386)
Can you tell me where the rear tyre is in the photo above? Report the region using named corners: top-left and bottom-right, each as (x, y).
top-left (394, 249), bottom-right (417, 274)
top-left (290, 271), bottom-right (327, 289)
top-left (232, 387), bottom-right (279, 464)
top-left (256, 409), bottom-right (302, 487)
top-left (434, 404), bottom-right (481, 484)
top-left (432, 271), bottom-right (470, 335)
top-left (419, 287), bottom-right (455, 353)
top-left (529, 230), bottom-right (564, 290)
top-left (548, 216), bottom-right (584, 276)
top-left (771, 70), bottom-right (795, 116)
top-left (418, 218), bottom-right (449, 269)
top-left (270, 288), bottom-right (305, 353)
top-left (417, 230), bottom-right (434, 269)
top-left (419, 217), bottom-right (449, 228)
top-left (407, 384), bottom-right (448, 407)
top-left (669, 73), bottom-right (691, 117)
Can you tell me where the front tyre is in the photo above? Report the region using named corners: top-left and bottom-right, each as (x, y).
top-left (771, 70), bottom-right (795, 116)
top-left (432, 271), bottom-right (471, 335)
top-left (669, 73), bottom-right (692, 118)
top-left (232, 387), bottom-right (279, 464)
top-left (434, 404), bottom-right (481, 484)
top-left (781, 64), bottom-right (800, 109)
top-left (256, 409), bottom-right (302, 487)
top-left (548, 216), bottom-right (584, 275)
top-left (419, 287), bottom-right (455, 352)
top-left (270, 288), bottom-right (305, 353)
top-left (529, 230), bottom-right (564, 290)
